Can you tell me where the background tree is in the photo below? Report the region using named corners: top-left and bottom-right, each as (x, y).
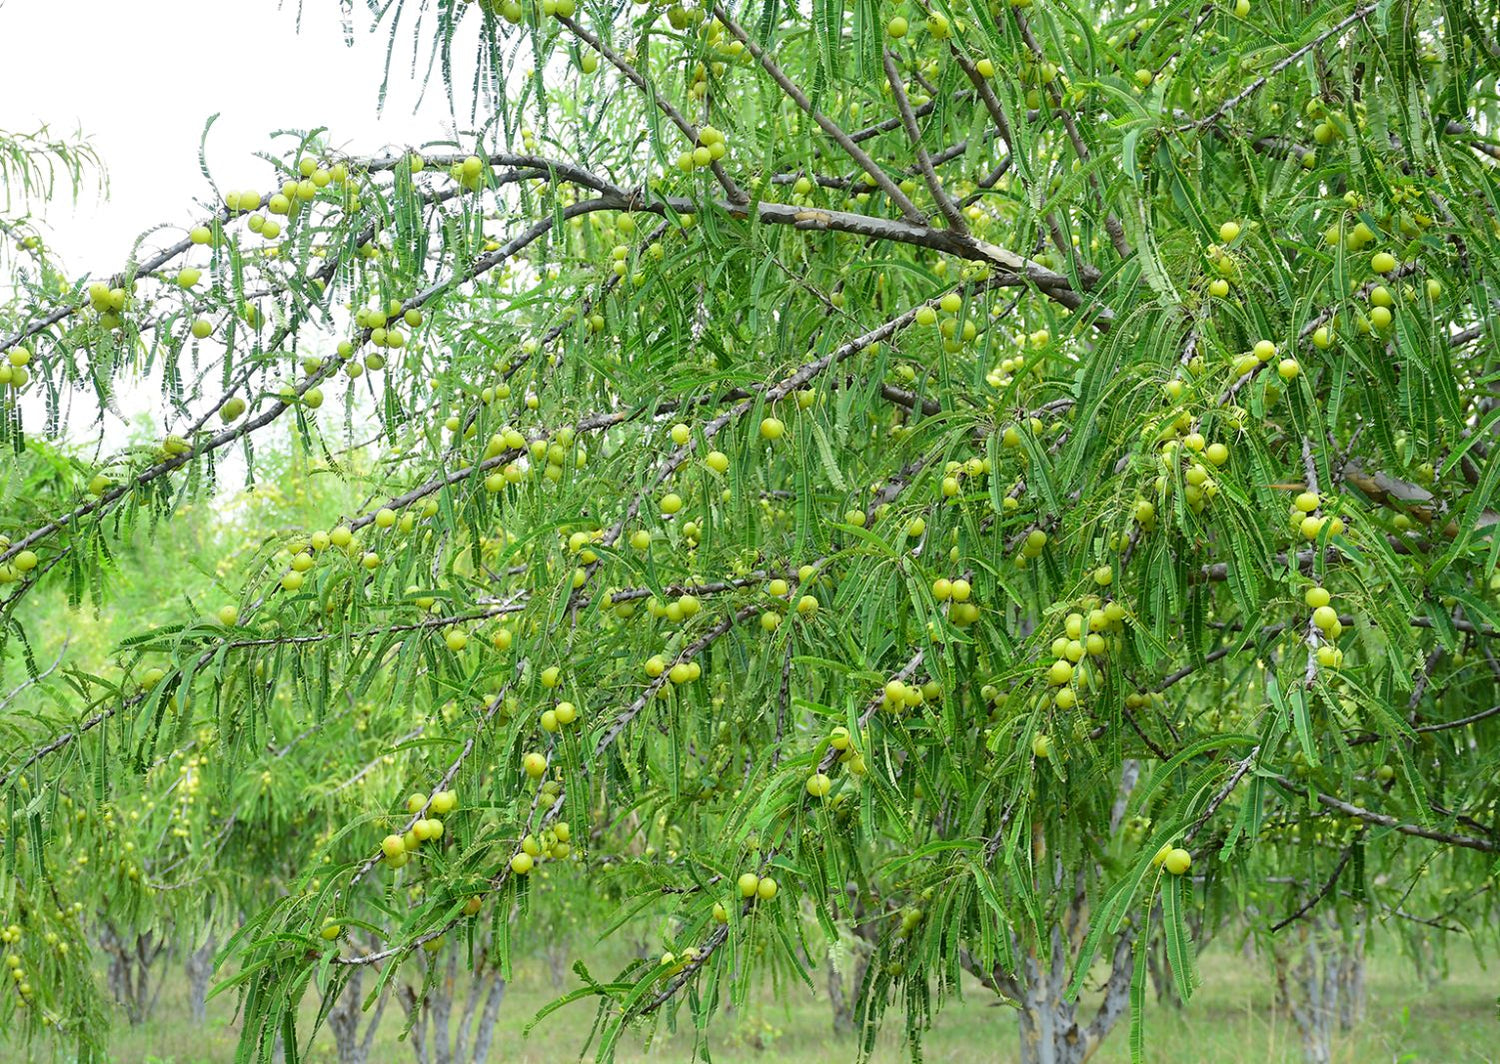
top-left (2, 0), bottom-right (1499, 1062)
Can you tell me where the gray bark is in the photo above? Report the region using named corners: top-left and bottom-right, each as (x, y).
top-left (186, 934), bottom-right (217, 1025)
top-left (962, 918), bottom-right (1134, 1064)
top-left (829, 885), bottom-right (878, 1036)
top-left (1271, 910), bottom-right (1366, 1064)
top-left (98, 923), bottom-right (169, 1026)
top-left (403, 946), bottom-right (507, 1064)
top-left (328, 945), bottom-right (393, 1064)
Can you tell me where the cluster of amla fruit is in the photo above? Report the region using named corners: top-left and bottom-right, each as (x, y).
top-left (443, 155), bottom-right (492, 192)
top-left (1288, 490), bottom-right (1347, 543)
top-left (645, 652), bottom-right (704, 685)
top-left (350, 300), bottom-right (422, 361)
top-left (880, 676), bottom-right (944, 716)
top-left (984, 337), bottom-right (1045, 390)
top-left (1137, 429), bottom-right (1234, 522)
top-left (658, 943), bottom-right (705, 976)
top-left (822, 724), bottom-right (869, 779)
top-left (0, 345), bottom-right (32, 392)
top-left (272, 355), bottom-right (326, 412)
top-left (380, 789), bottom-right (459, 869)
top-left (710, 870), bottom-right (779, 921)
top-left (3, 925), bottom-right (35, 1007)
top-left (675, 125), bottom-right (729, 173)
top-left (914, 291), bottom-right (986, 355)
top-left (500, 427), bottom-right (590, 486)
top-left (1204, 220), bottom-right (1247, 298)
top-left (1042, 576), bottom-right (1129, 712)
top-left (557, 527), bottom-right (606, 589)
top-left (0, 535), bottom-right (40, 584)
top-left (1312, 254), bottom-right (1434, 342)
top-left (1216, 337), bottom-right (1300, 385)
top-left (84, 279), bottom-right (133, 331)
top-left (937, 451), bottom-right (994, 500)
top-left (508, 820), bottom-right (572, 876)
top-left (1151, 844), bottom-right (1193, 876)
top-left (1304, 585), bottom-right (1347, 669)
top-left (931, 575), bottom-right (980, 627)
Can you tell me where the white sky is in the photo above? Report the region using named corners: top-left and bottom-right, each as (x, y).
top-left (1, 0), bottom-right (483, 271)
top-left (0, 0), bottom-right (488, 453)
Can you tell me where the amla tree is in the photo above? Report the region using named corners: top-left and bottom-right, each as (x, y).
top-left (2, 0), bottom-right (1499, 1061)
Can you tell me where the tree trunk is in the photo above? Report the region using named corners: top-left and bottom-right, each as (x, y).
top-left (963, 921), bottom-right (1133, 1064)
top-left (98, 923), bottom-right (169, 1026)
top-left (328, 945), bottom-right (392, 1064)
top-left (544, 941), bottom-right (570, 989)
top-left (186, 934), bottom-right (217, 1025)
top-left (828, 887), bottom-right (878, 1037)
top-left (1271, 910), bottom-right (1363, 1064)
top-left (1335, 916), bottom-right (1366, 1032)
top-left (401, 946), bottom-right (508, 1064)
top-left (828, 937), bottom-right (873, 1035)
top-left (1015, 925), bottom-right (1132, 1064)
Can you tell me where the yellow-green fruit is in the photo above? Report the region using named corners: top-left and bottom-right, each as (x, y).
top-left (510, 852), bottom-right (534, 875)
top-left (805, 773), bottom-right (832, 797)
top-left (760, 417), bottom-right (785, 440)
top-left (1163, 848), bottom-right (1191, 875)
top-left (523, 752), bottom-right (548, 778)
top-left (756, 876), bottom-right (778, 900)
top-left (737, 872), bottom-right (760, 897)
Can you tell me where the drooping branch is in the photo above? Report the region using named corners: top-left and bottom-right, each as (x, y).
top-left (1178, 3), bottom-right (1379, 133)
top-left (710, 4), bottom-right (927, 225)
top-left (883, 50), bottom-right (968, 234)
top-left (1264, 774), bottom-right (1499, 853)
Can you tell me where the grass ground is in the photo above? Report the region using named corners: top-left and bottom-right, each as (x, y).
top-left (39, 939), bottom-right (1499, 1063)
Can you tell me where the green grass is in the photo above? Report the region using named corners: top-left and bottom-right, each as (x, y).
top-left (37, 941), bottom-right (1498, 1063)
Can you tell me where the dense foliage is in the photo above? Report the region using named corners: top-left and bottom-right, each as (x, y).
top-left (2, 0), bottom-right (1499, 1060)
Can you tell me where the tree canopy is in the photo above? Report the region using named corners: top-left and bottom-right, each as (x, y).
top-left (2, 0), bottom-right (1499, 1061)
